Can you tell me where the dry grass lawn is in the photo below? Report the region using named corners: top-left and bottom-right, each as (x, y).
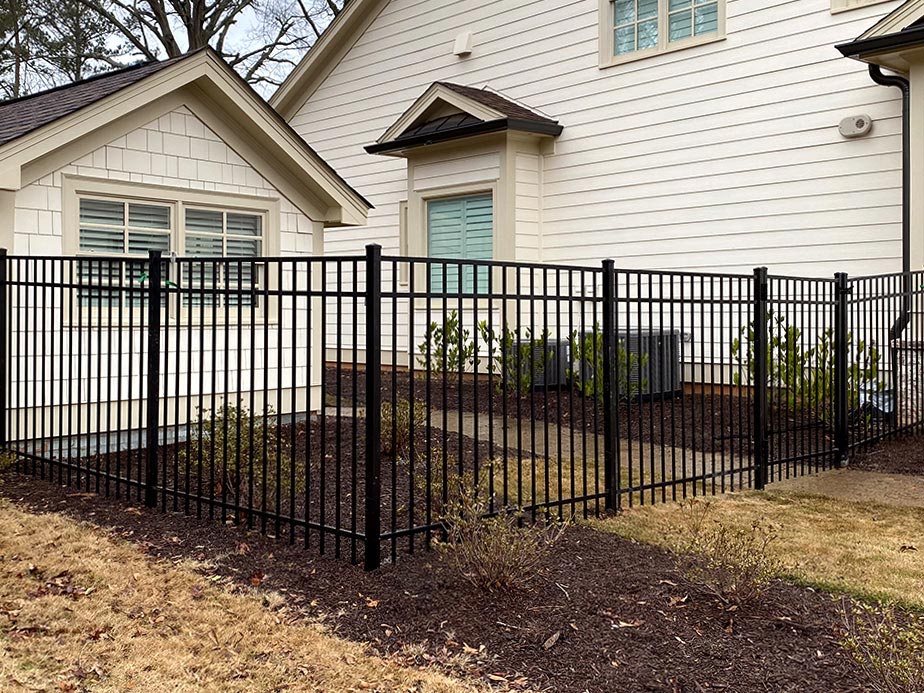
top-left (600, 489), bottom-right (924, 608)
top-left (0, 498), bottom-right (480, 693)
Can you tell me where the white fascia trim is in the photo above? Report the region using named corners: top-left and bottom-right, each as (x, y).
top-left (858, 0), bottom-right (924, 40)
top-left (0, 50), bottom-right (369, 227)
top-left (270, 0), bottom-right (388, 120)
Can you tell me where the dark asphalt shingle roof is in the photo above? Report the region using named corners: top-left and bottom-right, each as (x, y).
top-left (435, 82), bottom-right (559, 126)
top-left (0, 55), bottom-right (189, 148)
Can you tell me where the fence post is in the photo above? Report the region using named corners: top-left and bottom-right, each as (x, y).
top-left (602, 258), bottom-right (618, 511)
top-left (752, 267), bottom-right (769, 491)
top-left (834, 272), bottom-right (850, 468)
top-left (144, 250), bottom-right (163, 508)
top-left (364, 244), bottom-right (382, 571)
top-left (0, 248), bottom-right (7, 452)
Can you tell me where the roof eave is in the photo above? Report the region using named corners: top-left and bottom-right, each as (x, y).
top-left (365, 118), bottom-right (563, 155)
top-left (836, 25), bottom-right (924, 61)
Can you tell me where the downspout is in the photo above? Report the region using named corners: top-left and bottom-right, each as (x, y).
top-left (868, 65), bottom-right (911, 422)
top-left (868, 65), bottom-right (911, 342)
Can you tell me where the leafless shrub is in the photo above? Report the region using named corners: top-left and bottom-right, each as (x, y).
top-left (841, 599), bottom-right (924, 693)
top-left (673, 499), bottom-right (781, 606)
top-left (0, 450), bottom-right (18, 472)
top-left (380, 400), bottom-right (414, 459)
top-left (438, 470), bottom-right (565, 592)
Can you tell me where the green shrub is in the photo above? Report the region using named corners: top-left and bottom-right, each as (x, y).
top-left (181, 403), bottom-right (296, 507)
top-left (417, 310), bottom-right (476, 374)
top-left (841, 601), bottom-right (924, 693)
top-left (672, 499), bottom-right (781, 606)
top-left (437, 471), bottom-right (565, 592)
top-left (732, 312), bottom-right (883, 426)
top-left (476, 322), bottom-right (553, 393)
top-left (568, 324), bottom-right (648, 402)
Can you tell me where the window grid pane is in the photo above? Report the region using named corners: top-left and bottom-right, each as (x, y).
top-left (613, 0), bottom-right (719, 56)
top-left (76, 197), bottom-right (265, 314)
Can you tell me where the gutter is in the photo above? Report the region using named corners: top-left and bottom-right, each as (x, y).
top-left (836, 25), bottom-right (924, 61)
top-left (867, 65), bottom-right (912, 343)
top-left (868, 64), bottom-right (913, 423)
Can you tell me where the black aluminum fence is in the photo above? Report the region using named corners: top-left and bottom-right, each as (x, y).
top-left (2, 246), bottom-right (922, 570)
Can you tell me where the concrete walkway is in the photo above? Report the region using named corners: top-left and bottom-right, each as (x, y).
top-left (329, 405), bottom-right (741, 486)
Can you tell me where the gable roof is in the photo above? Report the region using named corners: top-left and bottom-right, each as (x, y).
top-left (836, 0), bottom-right (924, 64)
top-left (366, 81), bottom-right (562, 156)
top-left (436, 83), bottom-right (559, 127)
top-left (0, 49), bottom-right (370, 226)
top-left (271, 0), bottom-right (387, 120)
top-left (0, 55), bottom-right (188, 148)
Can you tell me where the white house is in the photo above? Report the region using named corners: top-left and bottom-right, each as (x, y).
top-left (271, 0), bottom-right (924, 279)
top-left (0, 48), bottom-right (371, 444)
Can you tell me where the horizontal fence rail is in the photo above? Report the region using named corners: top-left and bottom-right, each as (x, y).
top-left (2, 246), bottom-right (922, 570)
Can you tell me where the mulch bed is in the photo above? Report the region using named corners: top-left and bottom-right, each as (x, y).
top-left (851, 434), bottom-right (924, 476)
top-left (14, 415), bottom-right (548, 558)
top-left (2, 472), bottom-right (867, 693)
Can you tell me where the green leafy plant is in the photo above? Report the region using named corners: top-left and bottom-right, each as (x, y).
top-left (476, 323), bottom-right (553, 394)
top-left (437, 470), bottom-right (566, 592)
top-left (732, 312), bottom-right (883, 426)
top-left (417, 310), bottom-right (477, 374)
top-left (568, 324), bottom-right (648, 402)
top-left (181, 403), bottom-right (296, 508)
top-left (672, 499), bottom-right (781, 606)
top-left (841, 600), bottom-right (924, 693)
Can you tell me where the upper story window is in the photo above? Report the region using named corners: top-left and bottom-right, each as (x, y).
top-left (600, 0), bottom-right (725, 67)
top-left (830, 0), bottom-right (891, 13)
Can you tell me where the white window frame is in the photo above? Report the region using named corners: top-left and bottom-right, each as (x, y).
top-left (598, 0), bottom-right (726, 68)
top-left (62, 175), bottom-right (280, 324)
top-left (830, 0), bottom-right (891, 13)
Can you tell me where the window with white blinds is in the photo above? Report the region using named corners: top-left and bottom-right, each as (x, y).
top-left (76, 196), bottom-right (266, 310)
top-left (78, 198), bottom-right (171, 307)
top-left (184, 207), bottom-right (263, 307)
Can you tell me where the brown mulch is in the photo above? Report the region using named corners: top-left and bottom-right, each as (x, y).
top-left (328, 367), bottom-right (833, 464)
top-left (850, 434), bottom-right (924, 476)
top-left (2, 473), bottom-right (867, 693)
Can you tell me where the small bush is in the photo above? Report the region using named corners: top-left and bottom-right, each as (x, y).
top-left (732, 312), bottom-right (883, 427)
top-left (568, 324), bottom-right (648, 402)
top-left (672, 499), bottom-right (781, 606)
top-left (380, 400), bottom-right (414, 459)
top-left (417, 310), bottom-right (476, 374)
top-left (476, 322), bottom-right (553, 394)
top-left (438, 472), bottom-right (565, 592)
top-left (0, 450), bottom-right (17, 472)
top-left (181, 403), bottom-right (296, 507)
top-left (405, 448), bottom-right (464, 518)
top-left (841, 600), bottom-right (924, 693)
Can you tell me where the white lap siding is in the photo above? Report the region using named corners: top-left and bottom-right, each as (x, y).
top-left (9, 107), bottom-right (323, 444)
top-left (290, 0), bottom-right (903, 278)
